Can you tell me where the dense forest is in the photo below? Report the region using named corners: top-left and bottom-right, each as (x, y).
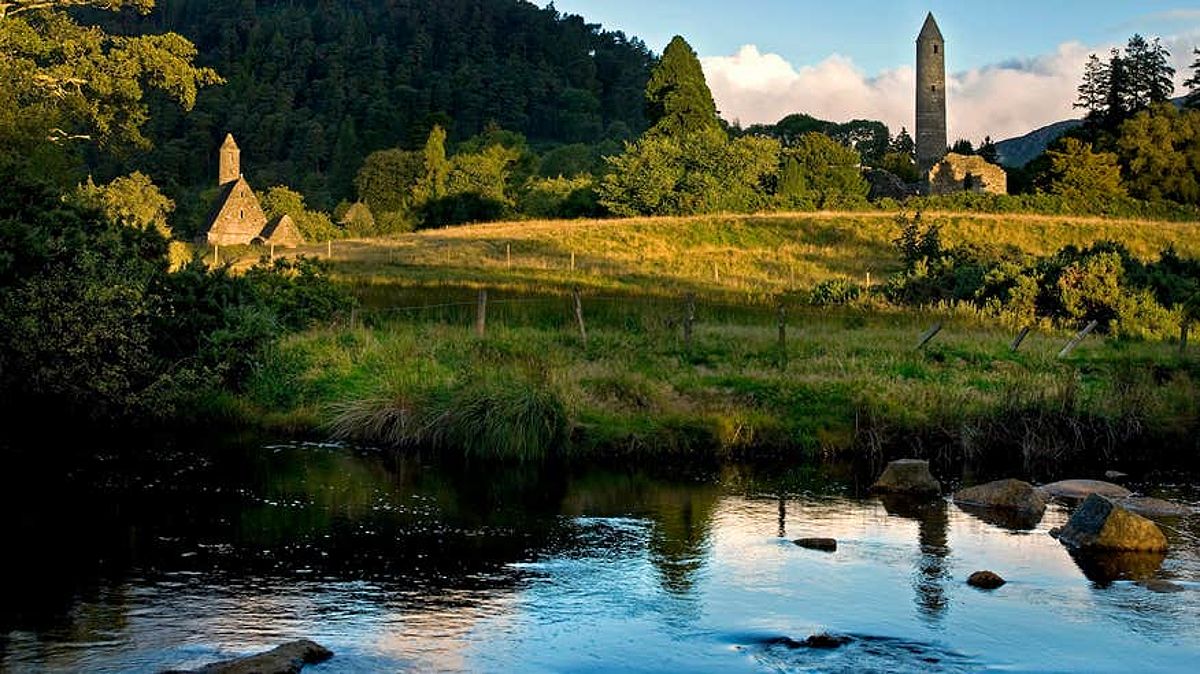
top-left (98, 0), bottom-right (655, 210)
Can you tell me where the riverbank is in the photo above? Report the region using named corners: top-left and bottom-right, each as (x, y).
top-left (209, 298), bottom-right (1198, 478)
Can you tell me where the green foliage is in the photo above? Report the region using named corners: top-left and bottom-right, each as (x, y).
top-left (809, 279), bottom-right (862, 306)
top-left (354, 148), bottom-right (423, 215)
top-left (747, 114), bottom-right (891, 165)
top-left (108, 0), bottom-right (653, 204)
top-left (414, 125), bottom-right (450, 204)
top-left (259, 186), bottom-right (339, 242)
top-left (1042, 137), bottom-right (1126, 210)
top-left (598, 129), bottom-right (779, 216)
top-left (519, 176), bottom-right (601, 219)
top-left (72, 171), bottom-right (174, 237)
top-left (1186, 49), bottom-right (1200, 109)
top-left (775, 133), bottom-right (869, 209)
top-left (883, 213), bottom-right (1200, 339)
top-left (880, 151), bottom-right (919, 182)
top-left (0, 0), bottom-right (220, 150)
top-left (1117, 104), bottom-right (1200, 205)
top-left (644, 36), bottom-right (720, 137)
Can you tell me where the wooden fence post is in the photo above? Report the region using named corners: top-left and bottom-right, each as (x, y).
top-left (916, 322), bottom-right (943, 350)
top-left (573, 287), bottom-right (588, 347)
top-left (475, 289), bottom-right (488, 338)
top-left (213, 243), bottom-right (220, 265)
top-left (270, 243), bottom-right (276, 260)
top-left (1058, 320), bottom-right (1099, 359)
top-left (777, 299), bottom-right (788, 369)
top-left (506, 243), bottom-right (512, 268)
top-left (713, 263), bottom-right (720, 283)
top-left (327, 240), bottom-right (332, 259)
top-left (1010, 326), bottom-right (1032, 353)
top-left (683, 292), bottom-right (696, 352)
top-left (571, 251), bottom-right (576, 272)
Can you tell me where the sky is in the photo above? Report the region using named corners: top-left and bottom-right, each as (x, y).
top-left (547, 1), bottom-right (1200, 141)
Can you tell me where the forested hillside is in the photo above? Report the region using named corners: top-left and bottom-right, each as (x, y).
top-left (102, 0), bottom-right (654, 208)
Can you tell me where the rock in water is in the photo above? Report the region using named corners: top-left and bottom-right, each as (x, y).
top-left (793, 538), bottom-right (837, 552)
top-left (168, 640), bottom-right (333, 674)
top-left (1139, 579), bottom-right (1186, 593)
top-left (871, 459), bottom-right (940, 496)
top-left (1116, 497), bottom-right (1193, 518)
top-left (967, 571), bottom-right (1006, 589)
top-left (1039, 479), bottom-right (1131, 501)
top-left (953, 479), bottom-right (1046, 517)
top-left (1054, 495), bottom-right (1168, 552)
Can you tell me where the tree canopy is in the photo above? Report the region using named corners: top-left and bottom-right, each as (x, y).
top-left (643, 36), bottom-right (720, 137)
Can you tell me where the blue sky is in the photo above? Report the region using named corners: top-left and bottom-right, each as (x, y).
top-left (548, 1), bottom-right (1200, 72)
top-left (547, 1), bottom-right (1200, 140)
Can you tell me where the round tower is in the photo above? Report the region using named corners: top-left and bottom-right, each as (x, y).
top-left (915, 13), bottom-right (946, 174)
top-left (218, 133), bottom-right (241, 186)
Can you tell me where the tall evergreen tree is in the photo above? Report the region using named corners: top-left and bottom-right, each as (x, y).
top-left (643, 36), bottom-right (721, 138)
top-left (1103, 48), bottom-right (1131, 126)
top-left (1075, 53), bottom-right (1108, 118)
top-left (1124, 34), bottom-right (1174, 111)
top-left (1185, 48), bottom-right (1200, 109)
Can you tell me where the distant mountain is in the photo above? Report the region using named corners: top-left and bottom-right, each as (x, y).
top-left (995, 97), bottom-right (1189, 168)
top-left (994, 120), bottom-right (1082, 168)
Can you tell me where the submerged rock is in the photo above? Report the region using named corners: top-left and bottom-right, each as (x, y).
top-left (967, 570), bottom-right (1006, 589)
top-left (1039, 479), bottom-right (1131, 501)
top-left (1104, 470), bottom-right (1129, 481)
top-left (1116, 496), bottom-right (1193, 518)
top-left (766, 634), bottom-right (852, 650)
top-left (1139, 579), bottom-right (1186, 594)
top-left (871, 459), bottom-right (940, 496)
top-left (954, 479), bottom-right (1046, 517)
top-left (166, 640), bottom-right (333, 674)
top-left (793, 537), bottom-right (837, 552)
top-left (1054, 494), bottom-right (1168, 552)
top-left (1067, 549), bottom-right (1167, 584)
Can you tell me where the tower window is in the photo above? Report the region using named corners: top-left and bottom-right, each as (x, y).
top-left (933, 45), bottom-right (939, 54)
top-left (240, 209), bottom-right (244, 219)
top-left (931, 85), bottom-right (937, 92)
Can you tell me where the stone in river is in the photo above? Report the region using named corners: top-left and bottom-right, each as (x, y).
top-left (967, 570), bottom-right (1006, 589)
top-left (954, 479), bottom-right (1046, 517)
top-left (1039, 479), bottom-right (1131, 501)
top-left (1054, 494), bottom-right (1168, 552)
top-left (793, 537), bottom-right (837, 552)
top-left (871, 459), bottom-right (940, 496)
top-left (165, 640), bottom-right (333, 674)
top-left (1116, 496), bottom-right (1192, 518)
top-left (1139, 579), bottom-right (1186, 593)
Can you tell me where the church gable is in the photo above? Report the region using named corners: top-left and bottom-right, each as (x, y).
top-left (206, 177), bottom-right (269, 246)
top-left (258, 214), bottom-right (304, 248)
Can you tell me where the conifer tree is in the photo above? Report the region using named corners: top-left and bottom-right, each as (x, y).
top-left (1185, 48), bottom-right (1200, 109)
top-left (643, 36), bottom-right (721, 138)
top-left (1075, 54), bottom-right (1107, 118)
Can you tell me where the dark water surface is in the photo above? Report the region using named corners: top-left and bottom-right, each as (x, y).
top-left (2, 440), bottom-right (1199, 673)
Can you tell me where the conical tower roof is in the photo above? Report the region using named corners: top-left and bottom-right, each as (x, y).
top-left (918, 13), bottom-right (943, 42)
top-left (221, 133), bottom-right (239, 150)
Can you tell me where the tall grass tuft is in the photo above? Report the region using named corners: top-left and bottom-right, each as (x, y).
top-left (328, 378), bottom-right (570, 462)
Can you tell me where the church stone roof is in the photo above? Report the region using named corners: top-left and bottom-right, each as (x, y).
top-left (918, 13), bottom-right (943, 42)
top-left (258, 214), bottom-right (304, 248)
top-left (205, 176), bottom-right (269, 246)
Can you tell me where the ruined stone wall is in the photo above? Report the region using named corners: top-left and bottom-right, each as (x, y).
top-left (927, 153), bottom-right (1008, 196)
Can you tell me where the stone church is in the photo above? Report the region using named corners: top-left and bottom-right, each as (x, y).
top-left (204, 134), bottom-right (303, 247)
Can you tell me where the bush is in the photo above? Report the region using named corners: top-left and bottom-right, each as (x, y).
top-left (809, 279), bottom-right (862, 306)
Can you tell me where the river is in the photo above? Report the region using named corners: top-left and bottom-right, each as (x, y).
top-left (2, 439), bottom-right (1198, 672)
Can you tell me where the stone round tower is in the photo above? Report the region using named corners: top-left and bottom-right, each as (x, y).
top-left (915, 13), bottom-right (946, 174)
top-left (218, 133), bottom-right (241, 186)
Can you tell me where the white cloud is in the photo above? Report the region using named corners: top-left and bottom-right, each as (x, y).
top-left (702, 36), bottom-right (1199, 143)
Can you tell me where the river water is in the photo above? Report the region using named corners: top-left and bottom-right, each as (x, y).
top-left (2, 440), bottom-right (1198, 673)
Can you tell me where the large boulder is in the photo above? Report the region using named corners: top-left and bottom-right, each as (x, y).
top-left (167, 640), bottom-right (333, 674)
top-left (954, 479), bottom-right (1046, 516)
top-left (1053, 494), bottom-right (1168, 552)
top-left (871, 459), bottom-right (940, 496)
top-left (1039, 479), bottom-right (1131, 501)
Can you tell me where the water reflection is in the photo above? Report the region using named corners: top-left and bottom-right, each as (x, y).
top-left (879, 495), bottom-right (951, 623)
top-left (2, 441), bottom-right (1199, 673)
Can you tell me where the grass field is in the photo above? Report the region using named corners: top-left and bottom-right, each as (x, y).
top-left (256, 210), bottom-right (1200, 303)
top-left (217, 211), bottom-right (1200, 472)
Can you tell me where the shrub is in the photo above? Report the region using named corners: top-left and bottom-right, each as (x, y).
top-left (809, 279), bottom-right (862, 306)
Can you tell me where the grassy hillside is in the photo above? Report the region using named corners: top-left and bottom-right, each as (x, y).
top-left (268, 211), bottom-right (1200, 303)
top-left (206, 211), bottom-right (1200, 472)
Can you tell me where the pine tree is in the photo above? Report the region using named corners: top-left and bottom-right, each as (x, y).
top-left (643, 36), bottom-right (721, 138)
top-left (1075, 53), bottom-right (1107, 118)
top-left (978, 136), bottom-right (998, 164)
top-left (1184, 48), bottom-right (1200, 109)
top-left (890, 128), bottom-right (915, 158)
top-left (1103, 48), bottom-right (1131, 126)
top-left (1124, 34), bottom-right (1174, 111)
